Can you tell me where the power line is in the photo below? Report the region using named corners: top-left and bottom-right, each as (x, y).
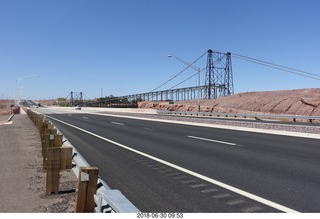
top-left (232, 53), bottom-right (320, 81)
top-left (150, 51), bottom-right (207, 92)
top-left (169, 68), bottom-right (206, 90)
top-left (167, 55), bottom-right (230, 90)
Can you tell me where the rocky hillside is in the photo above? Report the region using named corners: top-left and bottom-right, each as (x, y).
top-left (138, 88), bottom-right (320, 116)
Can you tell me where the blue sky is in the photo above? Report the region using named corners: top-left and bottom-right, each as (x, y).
top-left (1, 0), bottom-right (320, 100)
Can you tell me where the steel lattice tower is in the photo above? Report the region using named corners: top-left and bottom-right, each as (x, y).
top-left (69, 91), bottom-right (83, 106)
top-left (205, 49), bottom-right (234, 99)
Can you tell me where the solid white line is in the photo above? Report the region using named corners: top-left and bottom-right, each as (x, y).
top-left (188, 135), bottom-right (240, 146)
top-left (46, 115), bottom-right (299, 213)
top-left (111, 122), bottom-right (124, 126)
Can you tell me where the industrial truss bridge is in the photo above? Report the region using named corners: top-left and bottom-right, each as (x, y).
top-left (87, 49), bottom-right (234, 107)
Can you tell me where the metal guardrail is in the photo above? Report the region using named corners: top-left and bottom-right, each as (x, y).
top-left (70, 145), bottom-right (140, 213)
top-left (56, 125), bottom-right (140, 213)
top-left (30, 109), bottom-right (140, 213)
top-left (157, 110), bottom-right (320, 123)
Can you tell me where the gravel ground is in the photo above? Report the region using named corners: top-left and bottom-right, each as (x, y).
top-left (0, 114), bottom-right (77, 213)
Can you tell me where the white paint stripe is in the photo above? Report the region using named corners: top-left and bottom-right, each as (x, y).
top-left (46, 115), bottom-right (299, 213)
top-left (188, 135), bottom-right (240, 146)
top-left (89, 112), bottom-right (320, 140)
top-left (0, 121), bottom-right (13, 125)
top-left (83, 117), bottom-right (89, 119)
top-left (111, 122), bottom-right (124, 126)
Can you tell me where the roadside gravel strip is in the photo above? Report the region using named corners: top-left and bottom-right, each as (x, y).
top-left (0, 114), bottom-right (77, 213)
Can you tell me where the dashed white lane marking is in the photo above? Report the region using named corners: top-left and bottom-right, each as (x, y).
top-left (46, 115), bottom-right (299, 213)
top-left (187, 135), bottom-right (241, 146)
top-left (227, 199), bottom-right (246, 206)
top-left (181, 179), bottom-right (198, 184)
top-left (190, 183), bottom-right (207, 189)
top-left (174, 176), bottom-right (188, 180)
top-left (241, 206), bottom-right (264, 213)
top-left (201, 188), bottom-right (218, 193)
top-left (83, 117), bottom-right (89, 119)
top-left (111, 122), bottom-right (124, 126)
top-left (213, 193), bottom-right (231, 199)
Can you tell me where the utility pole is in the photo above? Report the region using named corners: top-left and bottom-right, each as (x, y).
top-left (15, 75), bottom-right (40, 105)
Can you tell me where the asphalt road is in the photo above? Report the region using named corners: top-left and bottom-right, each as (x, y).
top-left (38, 110), bottom-right (320, 212)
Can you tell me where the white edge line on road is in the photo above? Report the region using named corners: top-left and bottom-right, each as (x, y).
top-left (187, 135), bottom-right (241, 146)
top-left (46, 115), bottom-right (299, 213)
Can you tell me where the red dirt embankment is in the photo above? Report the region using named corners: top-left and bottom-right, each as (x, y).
top-left (138, 88), bottom-right (320, 116)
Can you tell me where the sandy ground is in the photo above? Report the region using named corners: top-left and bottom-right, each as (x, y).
top-left (138, 88), bottom-right (320, 116)
top-left (0, 114), bottom-right (77, 213)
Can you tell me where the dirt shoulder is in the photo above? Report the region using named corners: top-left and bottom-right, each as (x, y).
top-left (0, 114), bottom-right (77, 213)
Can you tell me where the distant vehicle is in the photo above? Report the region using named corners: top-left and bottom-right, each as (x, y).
top-left (75, 105), bottom-right (81, 110)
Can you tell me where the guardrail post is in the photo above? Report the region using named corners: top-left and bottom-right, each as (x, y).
top-left (54, 134), bottom-right (63, 147)
top-left (43, 134), bottom-right (54, 169)
top-left (60, 147), bottom-right (73, 170)
top-left (46, 147), bottom-right (61, 194)
top-left (40, 119), bottom-right (48, 144)
top-left (43, 131), bottom-right (62, 169)
top-left (45, 135), bottom-right (73, 194)
top-left (26, 111), bottom-right (75, 197)
top-left (75, 167), bottom-right (99, 213)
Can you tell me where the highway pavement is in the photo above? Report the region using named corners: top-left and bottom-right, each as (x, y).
top-left (34, 108), bottom-right (320, 212)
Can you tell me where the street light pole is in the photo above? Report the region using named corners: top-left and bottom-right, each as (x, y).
top-left (197, 66), bottom-right (200, 112)
top-left (168, 55), bottom-right (201, 112)
top-left (15, 75), bottom-right (40, 105)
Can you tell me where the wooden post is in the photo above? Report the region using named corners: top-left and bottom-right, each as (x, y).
top-left (37, 115), bottom-right (44, 130)
top-left (46, 147), bottom-right (61, 194)
top-left (48, 123), bottom-right (54, 130)
top-left (45, 145), bottom-right (73, 195)
top-left (60, 147), bottom-right (73, 170)
top-left (43, 133), bottom-right (62, 169)
top-left (40, 123), bottom-right (47, 146)
top-left (54, 134), bottom-right (63, 147)
top-left (75, 167), bottom-right (99, 213)
top-left (50, 128), bottom-right (57, 135)
top-left (43, 134), bottom-right (55, 169)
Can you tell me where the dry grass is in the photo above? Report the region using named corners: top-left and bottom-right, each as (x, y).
top-left (0, 100), bottom-right (14, 115)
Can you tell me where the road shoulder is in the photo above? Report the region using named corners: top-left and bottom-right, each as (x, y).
top-left (0, 114), bottom-right (77, 212)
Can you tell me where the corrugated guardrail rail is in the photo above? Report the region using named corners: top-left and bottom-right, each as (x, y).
top-left (71, 145), bottom-right (140, 213)
top-left (157, 110), bottom-right (320, 123)
top-left (27, 109), bottom-right (140, 213)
